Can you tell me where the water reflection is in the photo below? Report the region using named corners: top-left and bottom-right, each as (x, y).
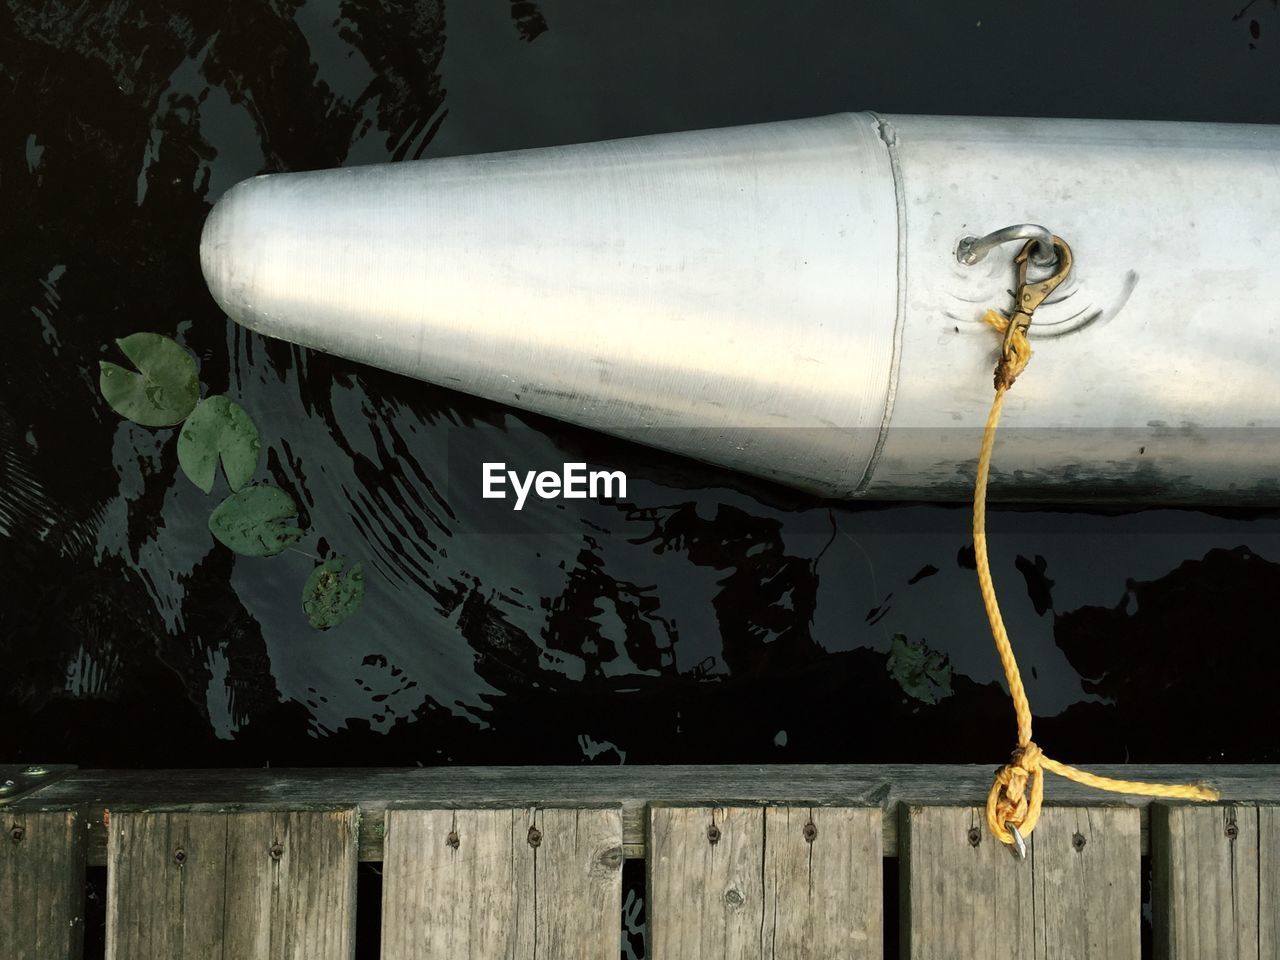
top-left (2, 0), bottom-right (1279, 772)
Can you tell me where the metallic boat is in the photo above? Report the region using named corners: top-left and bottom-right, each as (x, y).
top-left (201, 113), bottom-right (1280, 502)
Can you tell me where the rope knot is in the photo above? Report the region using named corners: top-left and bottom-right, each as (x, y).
top-left (982, 308), bottom-right (1033, 391)
top-left (986, 741), bottom-right (1045, 845)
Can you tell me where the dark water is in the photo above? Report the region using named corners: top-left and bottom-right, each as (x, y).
top-left (5, 1), bottom-right (1280, 780)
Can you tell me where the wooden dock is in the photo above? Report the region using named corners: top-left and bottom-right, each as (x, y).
top-left (2, 764), bottom-right (1277, 958)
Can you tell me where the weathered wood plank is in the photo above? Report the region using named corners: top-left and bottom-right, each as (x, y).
top-left (900, 805), bottom-right (1139, 959)
top-left (1262, 806), bottom-right (1279, 957)
top-left (16, 765), bottom-right (1280, 862)
top-left (763, 807), bottom-right (882, 957)
top-left (381, 809), bottom-right (513, 959)
top-left (648, 807), bottom-right (765, 959)
top-left (648, 805), bottom-right (881, 959)
top-left (381, 807), bottom-right (622, 960)
top-left (224, 811), bottom-right (359, 960)
top-left (528, 809), bottom-right (624, 957)
top-left (1152, 803), bottom-right (1279, 959)
top-left (105, 808), bottom-right (357, 960)
top-left (1030, 807), bottom-right (1141, 959)
top-left (106, 810), bottom-right (228, 958)
top-left (0, 809), bottom-right (86, 960)
top-left (901, 806), bottom-right (1033, 958)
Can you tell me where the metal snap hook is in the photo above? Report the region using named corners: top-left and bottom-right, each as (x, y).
top-left (1001, 235), bottom-right (1075, 357)
top-left (1012, 236), bottom-right (1073, 315)
top-left (1006, 822), bottom-right (1027, 860)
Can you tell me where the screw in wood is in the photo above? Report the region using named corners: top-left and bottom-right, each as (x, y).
top-left (967, 827), bottom-right (982, 848)
top-left (706, 824), bottom-right (721, 845)
top-left (446, 831), bottom-right (460, 850)
top-left (527, 826), bottom-right (542, 848)
top-left (269, 842), bottom-right (284, 861)
top-left (173, 848), bottom-right (188, 866)
top-left (1072, 832), bottom-right (1087, 852)
top-left (9, 825), bottom-right (24, 844)
top-left (1224, 822), bottom-right (1240, 841)
top-left (802, 821), bottom-right (818, 843)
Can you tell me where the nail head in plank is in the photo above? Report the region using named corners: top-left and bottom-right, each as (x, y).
top-left (0, 809), bottom-right (86, 960)
top-left (381, 807), bottom-right (623, 960)
top-left (105, 808), bottom-right (357, 960)
top-left (647, 805), bottom-right (881, 959)
top-left (1153, 803), bottom-right (1278, 960)
top-left (900, 806), bottom-right (1139, 959)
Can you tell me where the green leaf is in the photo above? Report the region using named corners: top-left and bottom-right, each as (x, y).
top-left (208, 485), bottom-right (303, 557)
top-left (98, 333), bottom-right (199, 427)
top-left (178, 396), bottom-right (261, 493)
top-left (302, 557), bottom-right (366, 630)
top-left (886, 633), bottom-right (953, 705)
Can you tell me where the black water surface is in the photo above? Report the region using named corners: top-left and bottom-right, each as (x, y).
top-left (3, 0), bottom-right (1280, 780)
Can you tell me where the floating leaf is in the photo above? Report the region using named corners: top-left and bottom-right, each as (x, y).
top-left (887, 633), bottom-right (953, 705)
top-left (98, 333), bottom-right (199, 427)
top-left (302, 557), bottom-right (366, 630)
top-left (208, 485), bottom-right (303, 557)
top-left (178, 396), bottom-right (261, 493)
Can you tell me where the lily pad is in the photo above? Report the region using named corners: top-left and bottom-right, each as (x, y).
top-left (99, 333), bottom-right (199, 427)
top-left (178, 396), bottom-right (261, 493)
top-left (208, 485), bottom-right (303, 557)
top-left (887, 633), bottom-right (953, 705)
top-left (302, 557), bottom-right (366, 630)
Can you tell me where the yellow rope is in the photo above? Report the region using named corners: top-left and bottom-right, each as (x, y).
top-left (974, 309), bottom-right (1220, 846)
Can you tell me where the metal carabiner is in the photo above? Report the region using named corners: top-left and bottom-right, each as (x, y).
top-left (1001, 236), bottom-right (1074, 356)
